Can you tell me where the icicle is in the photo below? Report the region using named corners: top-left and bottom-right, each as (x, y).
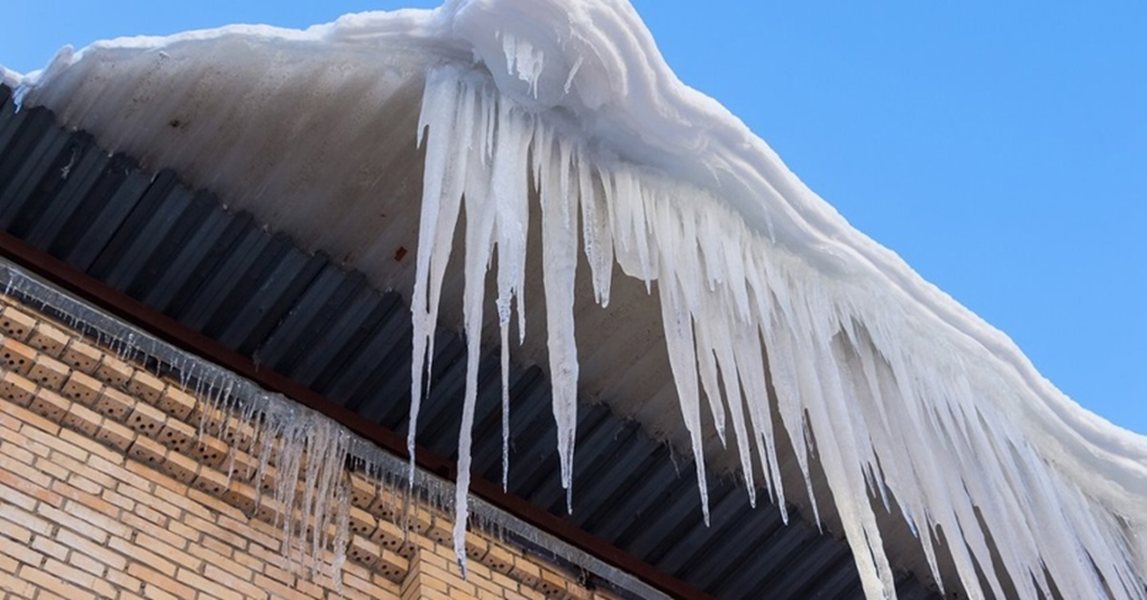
top-left (656, 270), bottom-right (710, 525)
top-left (394, 45), bottom-right (1147, 598)
top-left (450, 93), bottom-right (501, 573)
top-left (538, 127), bottom-right (581, 512)
top-left (410, 67), bottom-right (470, 485)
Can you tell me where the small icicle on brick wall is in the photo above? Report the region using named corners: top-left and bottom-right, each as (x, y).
top-left (194, 376), bottom-right (354, 590)
top-left (408, 64), bottom-right (1146, 599)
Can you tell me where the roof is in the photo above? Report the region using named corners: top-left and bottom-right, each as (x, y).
top-left (0, 82), bottom-right (942, 599)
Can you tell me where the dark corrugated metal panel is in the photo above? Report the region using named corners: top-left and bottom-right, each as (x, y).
top-left (0, 84), bottom-right (942, 599)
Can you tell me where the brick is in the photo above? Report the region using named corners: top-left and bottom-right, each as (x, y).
top-left (27, 387), bottom-right (70, 423)
top-left (60, 371), bottom-right (103, 407)
top-left (371, 517), bottom-right (413, 558)
top-left (175, 567), bottom-right (239, 599)
top-left (188, 488), bottom-right (247, 524)
top-left (27, 354), bottom-right (69, 390)
top-left (92, 386), bottom-right (134, 422)
top-left (17, 563), bottom-right (95, 600)
top-left (59, 340), bottom-right (101, 374)
top-left (200, 533), bottom-right (237, 559)
top-left (46, 453), bottom-right (114, 490)
top-left (191, 464), bottom-right (230, 498)
top-left (154, 418), bottom-right (195, 454)
top-left (56, 527), bottom-right (128, 571)
top-left (127, 370), bottom-right (166, 405)
top-left (0, 438), bottom-right (36, 466)
top-left (0, 460), bottom-right (62, 507)
top-left (101, 487), bottom-right (136, 512)
top-left (58, 498), bottom-right (131, 540)
top-left (128, 563), bottom-right (195, 599)
top-left (105, 568), bottom-right (143, 593)
top-left (54, 557), bottom-right (118, 597)
top-left (202, 563), bottom-right (266, 598)
top-left (0, 398), bottom-right (61, 436)
top-left (485, 545), bottom-right (517, 574)
top-left (137, 516), bottom-right (190, 554)
top-left (69, 551), bottom-right (106, 577)
top-left (50, 479), bottom-right (119, 516)
top-left (188, 544), bottom-right (249, 580)
top-left (31, 536), bottom-right (69, 561)
top-left (346, 533), bottom-right (381, 569)
top-left (137, 532), bottom-right (198, 570)
top-left (125, 399), bottom-right (167, 437)
top-left (90, 454), bottom-right (153, 491)
top-left (117, 512), bottom-right (169, 546)
top-left (93, 355), bottom-right (133, 389)
top-left (465, 531), bottom-right (490, 562)
top-left (347, 506), bottom-right (378, 538)
top-left (0, 370), bottom-right (37, 406)
top-left (59, 427), bottom-right (125, 465)
top-left (0, 534), bottom-right (45, 567)
top-left (113, 537), bottom-right (178, 578)
top-left (253, 573), bottom-right (310, 600)
top-left (94, 417), bottom-right (136, 452)
top-left (0, 308), bottom-right (35, 340)
top-left (127, 434), bottom-right (167, 468)
top-left (155, 386), bottom-right (195, 421)
top-left (159, 448), bottom-right (199, 484)
top-left (222, 479), bottom-right (261, 515)
top-left (152, 484), bottom-right (212, 520)
top-left (35, 504), bottom-right (109, 544)
top-left (0, 569), bottom-right (35, 597)
top-left (66, 472), bottom-right (102, 495)
top-left (1, 339), bottom-right (36, 376)
top-left (343, 570), bottom-right (395, 598)
top-left (186, 435), bottom-right (231, 469)
top-left (0, 514), bottom-right (33, 545)
top-left (61, 401), bottom-right (104, 438)
top-left (184, 513), bottom-right (248, 552)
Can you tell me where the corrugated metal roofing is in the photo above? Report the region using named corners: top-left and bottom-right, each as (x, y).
top-left (0, 83), bottom-right (941, 599)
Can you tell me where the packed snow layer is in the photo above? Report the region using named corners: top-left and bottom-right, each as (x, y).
top-left (13, 1), bottom-right (1147, 598)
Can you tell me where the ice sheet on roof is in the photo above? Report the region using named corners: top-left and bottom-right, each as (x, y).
top-left (13, 1), bottom-right (1147, 598)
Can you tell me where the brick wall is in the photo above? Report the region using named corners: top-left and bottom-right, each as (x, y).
top-left (0, 292), bottom-right (621, 600)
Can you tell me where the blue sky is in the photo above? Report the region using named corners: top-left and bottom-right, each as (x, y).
top-left (3, 1), bottom-right (1144, 434)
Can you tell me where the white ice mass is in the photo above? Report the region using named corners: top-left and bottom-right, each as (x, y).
top-left (9, 0), bottom-right (1147, 598)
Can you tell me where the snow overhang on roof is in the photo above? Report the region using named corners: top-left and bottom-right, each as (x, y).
top-left (8, 1), bottom-right (1146, 598)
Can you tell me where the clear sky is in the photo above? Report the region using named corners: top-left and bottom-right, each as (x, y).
top-left (3, 1), bottom-right (1144, 434)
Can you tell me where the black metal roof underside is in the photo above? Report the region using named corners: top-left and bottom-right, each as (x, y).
top-left (0, 83), bottom-right (940, 599)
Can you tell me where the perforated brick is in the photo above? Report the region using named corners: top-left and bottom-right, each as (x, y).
top-left (93, 387), bottom-right (134, 422)
top-left (27, 322), bottom-right (69, 357)
top-left (124, 402), bottom-right (167, 436)
top-left (0, 307), bottom-right (35, 340)
top-left (27, 354), bottom-right (69, 390)
top-left (59, 340), bottom-right (101, 373)
top-left (2, 338), bottom-right (36, 374)
top-left (28, 388), bottom-right (70, 423)
top-left (126, 370), bottom-right (165, 404)
top-left (62, 402), bottom-right (104, 437)
top-left (95, 418), bottom-right (136, 452)
top-left (61, 370), bottom-right (104, 407)
top-left (160, 450), bottom-right (200, 484)
top-left (126, 435), bottom-right (167, 467)
top-left (156, 386), bottom-right (196, 421)
top-left (0, 370), bottom-right (37, 407)
top-left (155, 419), bottom-right (196, 454)
top-left (93, 355), bottom-right (132, 389)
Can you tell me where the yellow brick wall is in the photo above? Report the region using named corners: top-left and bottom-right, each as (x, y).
top-left (0, 294), bottom-right (623, 600)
